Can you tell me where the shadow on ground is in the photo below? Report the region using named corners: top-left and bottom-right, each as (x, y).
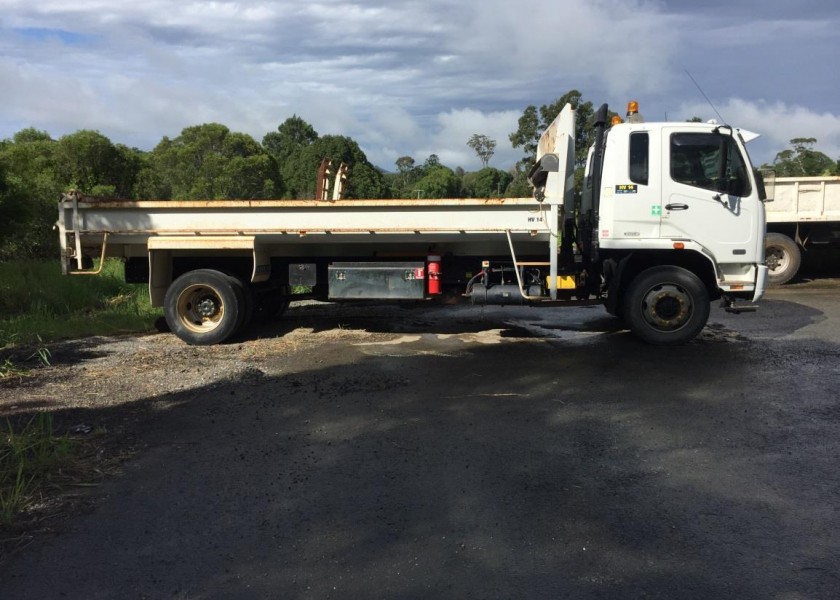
top-left (2, 324), bottom-right (839, 599)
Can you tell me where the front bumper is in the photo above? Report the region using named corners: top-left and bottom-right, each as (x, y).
top-left (752, 265), bottom-right (769, 303)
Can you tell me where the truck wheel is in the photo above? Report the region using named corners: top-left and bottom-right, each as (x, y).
top-left (164, 269), bottom-right (241, 345)
top-left (263, 296), bottom-right (290, 320)
top-left (225, 275), bottom-right (254, 336)
top-left (765, 233), bottom-right (801, 286)
top-left (252, 288), bottom-right (290, 324)
top-left (622, 266), bottom-right (710, 345)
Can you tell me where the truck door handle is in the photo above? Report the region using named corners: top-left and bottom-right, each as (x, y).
top-left (664, 203), bottom-right (689, 211)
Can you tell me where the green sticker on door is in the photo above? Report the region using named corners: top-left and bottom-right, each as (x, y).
top-left (651, 205), bottom-right (662, 216)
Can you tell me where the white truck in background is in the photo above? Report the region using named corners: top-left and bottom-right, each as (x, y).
top-left (764, 176), bottom-right (840, 284)
top-left (58, 101), bottom-right (769, 346)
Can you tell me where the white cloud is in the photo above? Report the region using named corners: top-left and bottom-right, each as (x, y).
top-left (423, 109), bottom-right (523, 170)
top-left (460, 0), bottom-right (683, 96)
top-left (680, 98), bottom-right (840, 164)
top-left (0, 0), bottom-right (836, 172)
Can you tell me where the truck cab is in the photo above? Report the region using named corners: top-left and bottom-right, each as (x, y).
top-left (596, 117), bottom-right (767, 288)
top-left (535, 102), bottom-right (768, 343)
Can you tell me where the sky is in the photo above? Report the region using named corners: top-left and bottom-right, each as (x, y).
top-left (1, 0), bottom-right (838, 172)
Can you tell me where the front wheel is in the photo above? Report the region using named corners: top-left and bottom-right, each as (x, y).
top-left (622, 266), bottom-right (710, 345)
top-left (164, 269), bottom-right (242, 345)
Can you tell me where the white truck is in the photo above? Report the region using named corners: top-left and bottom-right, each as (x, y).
top-left (764, 176), bottom-right (840, 284)
top-left (57, 102), bottom-right (769, 346)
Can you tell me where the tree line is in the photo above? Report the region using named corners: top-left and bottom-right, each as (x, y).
top-left (1, 89), bottom-right (838, 261)
top-left (0, 114), bottom-right (524, 260)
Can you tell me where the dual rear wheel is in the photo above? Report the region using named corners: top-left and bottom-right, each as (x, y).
top-left (164, 269), bottom-right (287, 345)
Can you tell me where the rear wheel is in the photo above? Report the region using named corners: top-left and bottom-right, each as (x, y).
top-left (622, 266), bottom-right (710, 345)
top-left (252, 284), bottom-right (292, 323)
top-left (164, 269), bottom-right (241, 345)
top-left (225, 275), bottom-right (255, 336)
top-left (765, 233), bottom-right (801, 286)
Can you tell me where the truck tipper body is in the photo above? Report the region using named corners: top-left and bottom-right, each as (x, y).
top-left (58, 102), bottom-right (769, 345)
top-left (763, 176), bottom-right (840, 284)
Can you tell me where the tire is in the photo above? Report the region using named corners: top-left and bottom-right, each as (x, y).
top-left (274, 296), bottom-right (291, 318)
top-left (164, 269), bottom-right (242, 345)
top-left (765, 233), bottom-right (801, 286)
top-left (602, 259), bottom-right (621, 318)
top-left (153, 316), bottom-right (171, 333)
top-left (252, 288), bottom-right (290, 324)
top-left (622, 266), bottom-right (710, 345)
top-left (225, 275), bottom-right (255, 336)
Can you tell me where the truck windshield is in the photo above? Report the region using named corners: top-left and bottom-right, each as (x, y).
top-left (670, 132), bottom-right (752, 197)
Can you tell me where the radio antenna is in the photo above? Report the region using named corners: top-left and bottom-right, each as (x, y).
top-left (685, 70), bottom-right (726, 124)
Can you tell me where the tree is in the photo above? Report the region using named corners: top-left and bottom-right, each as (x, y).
top-left (462, 167), bottom-right (511, 197)
top-left (147, 124), bottom-right (281, 199)
top-left (767, 138), bottom-right (835, 177)
top-left (54, 130), bottom-right (141, 197)
top-left (13, 128), bottom-right (53, 144)
top-left (467, 134), bottom-right (496, 168)
top-left (509, 89), bottom-right (615, 169)
top-left (395, 156), bottom-right (415, 174)
top-left (132, 153), bottom-right (169, 199)
top-left (0, 162), bottom-right (30, 240)
top-left (262, 115), bottom-right (318, 163)
top-left (281, 134), bottom-right (385, 199)
top-left (394, 155), bottom-right (416, 192)
top-left (504, 169), bottom-right (532, 197)
top-left (0, 129), bottom-right (63, 258)
top-left (423, 154), bottom-right (441, 171)
top-left (413, 165), bottom-right (461, 199)
top-left (509, 105), bottom-right (539, 167)
top-left (263, 116), bottom-right (386, 199)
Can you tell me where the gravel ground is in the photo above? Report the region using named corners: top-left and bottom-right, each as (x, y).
top-left (1, 284), bottom-right (839, 599)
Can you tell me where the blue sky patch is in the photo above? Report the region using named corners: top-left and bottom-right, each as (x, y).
top-left (14, 27), bottom-right (94, 45)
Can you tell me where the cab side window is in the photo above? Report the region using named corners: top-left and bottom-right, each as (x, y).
top-left (629, 132), bottom-right (649, 185)
top-left (670, 133), bottom-right (751, 196)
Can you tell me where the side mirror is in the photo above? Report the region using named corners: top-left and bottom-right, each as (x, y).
top-left (756, 169), bottom-right (775, 202)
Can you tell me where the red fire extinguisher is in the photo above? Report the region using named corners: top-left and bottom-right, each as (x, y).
top-left (427, 254), bottom-right (442, 295)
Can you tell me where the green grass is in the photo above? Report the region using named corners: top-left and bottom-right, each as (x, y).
top-left (0, 357), bottom-right (31, 379)
top-left (0, 261), bottom-right (157, 526)
top-left (0, 259), bottom-right (162, 351)
top-left (1, 413), bottom-right (75, 525)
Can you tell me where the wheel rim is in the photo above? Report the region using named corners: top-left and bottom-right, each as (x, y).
top-left (765, 246), bottom-right (789, 274)
top-left (639, 283), bottom-right (692, 332)
top-left (175, 284), bottom-right (225, 334)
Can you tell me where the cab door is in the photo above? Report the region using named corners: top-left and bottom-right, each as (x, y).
top-left (659, 129), bottom-right (759, 262)
top-left (600, 129), bottom-right (662, 241)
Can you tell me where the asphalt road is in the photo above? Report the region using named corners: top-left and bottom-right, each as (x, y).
top-left (3, 279), bottom-right (840, 599)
